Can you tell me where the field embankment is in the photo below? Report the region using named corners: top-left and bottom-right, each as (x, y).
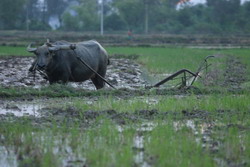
top-left (1, 30), bottom-right (250, 47)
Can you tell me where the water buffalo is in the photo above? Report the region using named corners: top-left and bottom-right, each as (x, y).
top-left (27, 40), bottom-right (109, 89)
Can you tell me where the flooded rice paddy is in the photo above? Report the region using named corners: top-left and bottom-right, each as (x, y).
top-left (0, 54), bottom-right (249, 167)
top-left (0, 96), bottom-right (249, 167)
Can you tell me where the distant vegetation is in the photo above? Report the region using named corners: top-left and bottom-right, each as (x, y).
top-left (0, 0), bottom-right (250, 34)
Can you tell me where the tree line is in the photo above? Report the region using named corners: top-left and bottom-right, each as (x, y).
top-left (0, 0), bottom-right (250, 34)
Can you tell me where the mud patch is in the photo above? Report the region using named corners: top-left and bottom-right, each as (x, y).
top-left (1, 104), bottom-right (244, 126)
top-left (0, 56), bottom-right (147, 89)
top-left (223, 56), bottom-right (247, 90)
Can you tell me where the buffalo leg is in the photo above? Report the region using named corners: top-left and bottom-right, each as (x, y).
top-left (48, 71), bottom-right (69, 85)
top-left (91, 76), bottom-right (105, 89)
top-left (91, 67), bottom-right (106, 89)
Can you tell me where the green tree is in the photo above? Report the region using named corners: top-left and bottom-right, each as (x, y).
top-left (144, 0), bottom-right (180, 33)
top-left (45, 0), bottom-right (68, 17)
top-left (62, 0), bottom-right (99, 31)
top-left (240, 1), bottom-right (250, 33)
top-left (206, 0), bottom-right (241, 32)
top-left (0, 0), bottom-right (26, 29)
top-left (45, 0), bottom-right (69, 27)
top-left (25, 0), bottom-right (52, 31)
top-left (104, 13), bottom-right (126, 31)
top-left (113, 0), bottom-right (144, 32)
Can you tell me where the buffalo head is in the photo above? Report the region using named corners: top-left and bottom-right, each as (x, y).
top-left (27, 43), bottom-right (75, 70)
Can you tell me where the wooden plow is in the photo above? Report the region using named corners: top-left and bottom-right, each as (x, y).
top-left (146, 55), bottom-right (214, 89)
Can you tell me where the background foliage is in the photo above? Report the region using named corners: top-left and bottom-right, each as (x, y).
top-left (0, 0), bottom-right (250, 34)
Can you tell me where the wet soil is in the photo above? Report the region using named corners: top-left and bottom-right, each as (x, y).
top-left (0, 56), bottom-right (147, 89)
top-left (1, 54), bottom-right (248, 100)
top-left (1, 102), bottom-right (248, 127)
top-left (202, 55), bottom-right (247, 92)
top-left (223, 56), bottom-right (247, 90)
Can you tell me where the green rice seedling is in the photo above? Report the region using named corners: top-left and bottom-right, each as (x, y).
top-left (156, 94), bottom-right (250, 113)
top-left (0, 95), bottom-right (249, 167)
top-left (0, 122), bottom-right (59, 167)
top-left (0, 85), bottom-right (121, 98)
top-left (62, 94), bottom-right (250, 118)
top-left (107, 47), bottom-right (220, 73)
top-left (221, 48), bottom-right (250, 70)
top-left (212, 125), bottom-right (250, 166)
top-left (0, 118), bottom-right (139, 167)
top-left (107, 47), bottom-right (250, 85)
top-left (0, 46), bottom-right (32, 57)
top-left (75, 119), bottom-right (136, 167)
top-left (144, 121), bottom-right (215, 167)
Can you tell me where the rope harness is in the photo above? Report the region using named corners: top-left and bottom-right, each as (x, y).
top-left (70, 45), bottom-right (116, 89)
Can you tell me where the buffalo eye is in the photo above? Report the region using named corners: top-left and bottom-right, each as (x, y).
top-left (50, 52), bottom-right (56, 57)
top-left (45, 52), bottom-right (50, 57)
top-left (48, 50), bottom-right (55, 56)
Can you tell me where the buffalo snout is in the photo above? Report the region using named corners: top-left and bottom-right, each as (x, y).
top-left (37, 57), bottom-right (48, 70)
top-left (37, 63), bottom-right (46, 69)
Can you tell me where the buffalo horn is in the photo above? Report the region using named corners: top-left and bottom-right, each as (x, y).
top-left (26, 43), bottom-right (37, 52)
top-left (48, 44), bottom-right (75, 51)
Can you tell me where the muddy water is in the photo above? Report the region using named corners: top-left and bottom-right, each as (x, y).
top-left (0, 146), bottom-right (18, 167)
top-left (117, 122), bottom-right (156, 167)
top-left (0, 57), bottom-right (147, 89)
top-left (133, 122), bottom-right (156, 167)
top-left (0, 96), bottom-right (160, 117)
top-left (0, 135), bottom-right (86, 167)
top-left (0, 100), bottom-right (44, 117)
top-left (0, 116), bottom-right (246, 167)
top-left (118, 120), bottom-right (219, 167)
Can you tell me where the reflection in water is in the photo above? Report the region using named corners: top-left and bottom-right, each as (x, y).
top-left (131, 122), bottom-right (156, 167)
top-left (0, 146), bottom-right (18, 167)
top-left (173, 120), bottom-right (217, 149)
top-left (0, 134), bottom-right (86, 167)
top-left (117, 122), bottom-right (155, 167)
top-left (0, 102), bottom-right (43, 117)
